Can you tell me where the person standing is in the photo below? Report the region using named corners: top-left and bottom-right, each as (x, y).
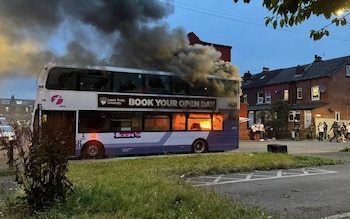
top-left (255, 122), bottom-right (262, 141)
top-left (323, 122), bottom-right (328, 140)
top-left (338, 122), bottom-right (346, 143)
top-left (294, 123), bottom-right (301, 141)
top-left (317, 122), bottom-right (324, 141)
top-left (329, 121), bottom-right (340, 142)
top-left (308, 122), bottom-right (315, 140)
top-left (250, 123), bottom-right (257, 140)
top-left (345, 123), bottom-right (350, 140)
top-left (260, 122), bottom-right (265, 141)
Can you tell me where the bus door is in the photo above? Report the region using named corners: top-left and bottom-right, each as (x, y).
top-left (33, 109), bottom-right (76, 157)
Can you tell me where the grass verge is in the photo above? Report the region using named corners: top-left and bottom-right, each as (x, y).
top-left (1, 152), bottom-right (342, 218)
top-left (340, 146), bottom-right (350, 152)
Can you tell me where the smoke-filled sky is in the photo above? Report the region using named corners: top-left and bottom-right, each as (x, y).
top-left (1, 0), bottom-right (350, 99)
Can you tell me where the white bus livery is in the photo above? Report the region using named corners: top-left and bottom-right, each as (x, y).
top-left (32, 63), bottom-right (240, 158)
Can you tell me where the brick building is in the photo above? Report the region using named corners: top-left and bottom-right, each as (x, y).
top-left (0, 95), bottom-right (34, 126)
top-left (241, 55), bottom-right (350, 139)
top-left (188, 32), bottom-right (249, 139)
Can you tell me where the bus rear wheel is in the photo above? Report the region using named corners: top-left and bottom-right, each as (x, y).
top-left (192, 139), bottom-right (208, 153)
top-left (81, 141), bottom-right (105, 159)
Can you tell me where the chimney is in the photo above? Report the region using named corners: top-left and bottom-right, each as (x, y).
top-left (296, 65), bottom-right (304, 75)
top-left (243, 71), bottom-right (252, 82)
top-left (262, 67), bottom-right (269, 72)
top-left (314, 54), bottom-right (322, 62)
top-left (10, 95), bottom-right (15, 104)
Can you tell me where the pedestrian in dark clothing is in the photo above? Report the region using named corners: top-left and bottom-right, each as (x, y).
top-left (323, 122), bottom-right (328, 140)
top-left (294, 124), bottom-right (301, 141)
top-left (308, 123), bottom-right (315, 140)
top-left (329, 121), bottom-right (340, 142)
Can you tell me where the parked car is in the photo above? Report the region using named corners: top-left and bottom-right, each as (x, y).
top-left (0, 125), bottom-right (15, 143)
top-left (0, 117), bottom-right (8, 125)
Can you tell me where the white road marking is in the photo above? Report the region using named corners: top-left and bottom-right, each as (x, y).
top-left (301, 168), bottom-right (309, 175)
top-left (186, 168), bottom-right (338, 187)
top-left (245, 173), bottom-right (252, 180)
top-left (323, 212), bottom-right (350, 219)
top-left (277, 170), bottom-right (282, 177)
top-left (212, 174), bottom-right (223, 184)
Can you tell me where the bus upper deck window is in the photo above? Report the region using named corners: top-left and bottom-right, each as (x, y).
top-left (46, 68), bottom-right (77, 90)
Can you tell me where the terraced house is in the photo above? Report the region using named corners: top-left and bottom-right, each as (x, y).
top-left (241, 55), bottom-right (350, 139)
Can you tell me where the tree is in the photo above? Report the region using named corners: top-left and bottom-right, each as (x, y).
top-left (268, 100), bottom-right (290, 138)
top-left (233, 0), bottom-right (349, 40)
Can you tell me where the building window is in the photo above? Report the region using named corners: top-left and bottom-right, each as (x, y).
top-left (335, 112), bottom-right (340, 122)
top-left (346, 65), bottom-right (350, 77)
top-left (5, 107), bottom-right (9, 112)
top-left (257, 92), bottom-right (264, 104)
top-left (265, 91), bottom-right (271, 104)
top-left (289, 110), bottom-right (300, 122)
top-left (1, 99), bottom-right (10, 104)
top-left (311, 86), bottom-right (320, 101)
top-left (297, 88), bottom-right (302, 99)
top-left (283, 90), bottom-right (288, 101)
top-left (243, 94), bottom-right (248, 104)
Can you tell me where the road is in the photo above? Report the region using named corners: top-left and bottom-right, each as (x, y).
top-left (191, 140), bottom-right (350, 219)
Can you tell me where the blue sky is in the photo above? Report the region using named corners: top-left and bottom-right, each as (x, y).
top-left (1, 0), bottom-right (349, 100)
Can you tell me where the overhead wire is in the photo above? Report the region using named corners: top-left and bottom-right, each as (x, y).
top-left (171, 1), bottom-right (350, 42)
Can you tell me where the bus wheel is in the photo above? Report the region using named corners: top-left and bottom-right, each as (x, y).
top-left (192, 139), bottom-right (208, 153)
top-left (81, 141), bottom-right (105, 159)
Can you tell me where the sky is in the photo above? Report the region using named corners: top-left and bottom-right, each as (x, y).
top-left (0, 0), bottom-right (349, 100)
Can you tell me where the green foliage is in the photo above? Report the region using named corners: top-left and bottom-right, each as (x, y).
top-left (233, 0), bottom-right (349, 40)
top-left (340, 147), bottom-right (350, 152)
top-left (310, 28), bottom-right (330, 40)
top-left (268, 100), bottom-right (289, 132)
top-left (2, 152), bottom-right (339, 218)
top-left (13, 114), bottom-right (74, 214)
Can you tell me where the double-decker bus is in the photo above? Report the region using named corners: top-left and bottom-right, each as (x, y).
top-left (32, 63), bottom-right (240, 158)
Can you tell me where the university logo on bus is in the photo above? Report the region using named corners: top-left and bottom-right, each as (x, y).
top-left (98, 94), bottom-right (217, 110)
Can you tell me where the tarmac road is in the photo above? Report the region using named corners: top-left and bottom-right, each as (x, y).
top-left (200, 140), bottom-right (350, 219)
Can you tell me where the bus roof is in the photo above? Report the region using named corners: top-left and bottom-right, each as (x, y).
top-left (39, 62), bottom-right (240, 84)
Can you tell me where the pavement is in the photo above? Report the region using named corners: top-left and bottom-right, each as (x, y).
top-left (234, 139), bottom-right (350, 162)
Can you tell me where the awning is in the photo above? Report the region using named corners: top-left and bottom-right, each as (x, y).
top-left (239, 117), bottom-right (251, 123)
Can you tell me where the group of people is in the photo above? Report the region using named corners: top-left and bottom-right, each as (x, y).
top-left (295, 121), bottom-right (350, 142)
top-left (327, 121), bottom-right (350, 143)
top-left (250, 120), bottom-right (350, 142)
top-left (250, 122), bottom-right (265, 141)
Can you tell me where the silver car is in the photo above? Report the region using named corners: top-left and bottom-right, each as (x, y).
top-left (0, 125), bottom-right (15, 142)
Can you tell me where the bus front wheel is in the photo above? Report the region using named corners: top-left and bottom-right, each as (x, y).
top-left (192, 139), bottom-right (208, 153)
top-left (81, 141), bottom-right (105, 159)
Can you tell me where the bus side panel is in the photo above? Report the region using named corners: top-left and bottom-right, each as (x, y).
top-left (207, 119), bottom-right (239, 151)
top-left (103, 144), bottom-right (192, 156)
top-left (76, 131), bottom-right (210, 156)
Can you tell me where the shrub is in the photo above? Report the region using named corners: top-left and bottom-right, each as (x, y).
top-left (13, 114), bottom-right (74, 214)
